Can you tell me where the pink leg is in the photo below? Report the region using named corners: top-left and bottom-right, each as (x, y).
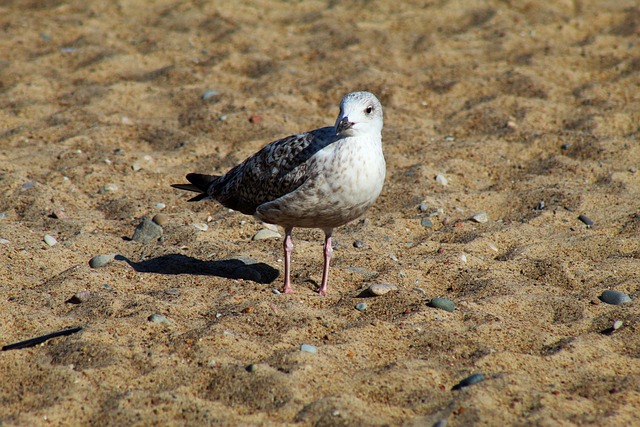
top-left (283, 227), bottom-right (295, 294)
top-left (318, 229), bottom-right (333, 296)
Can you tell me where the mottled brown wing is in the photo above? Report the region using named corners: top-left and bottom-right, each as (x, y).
top-left (210, 126), bottom-right (337, 215)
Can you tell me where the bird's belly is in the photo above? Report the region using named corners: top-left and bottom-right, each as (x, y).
top-left (255, 145), bottom-right (386, 229)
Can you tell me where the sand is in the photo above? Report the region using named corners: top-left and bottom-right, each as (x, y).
top-left (1, 0), bottom-right (639, 425)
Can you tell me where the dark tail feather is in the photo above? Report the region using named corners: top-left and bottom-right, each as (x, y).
top-left (171, 173), bottom-right (220, 202)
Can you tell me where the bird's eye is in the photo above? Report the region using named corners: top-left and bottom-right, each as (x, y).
top-left (365, 106), bottom-right (373, 114)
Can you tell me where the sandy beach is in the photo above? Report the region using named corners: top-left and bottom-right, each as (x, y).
top-left (1, 0), bottom-right (639, 425)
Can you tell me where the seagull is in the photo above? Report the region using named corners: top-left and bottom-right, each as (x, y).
top-left (172, 91), bottom-right (385, 295)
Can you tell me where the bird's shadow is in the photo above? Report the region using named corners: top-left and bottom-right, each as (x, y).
top-left (114, 254), bottom-right (279, 285)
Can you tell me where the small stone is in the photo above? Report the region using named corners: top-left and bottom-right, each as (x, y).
top-left (67, 291), bottom-right (91, 304)
top-left (152, 213), bottom-right (169, 226)
top-left (165, 288), bottom-right (180, 296)
top-left (470, 212), bottom-right (489, 223)
top-left (355, 302), bottom-right (367, 312)
top-left (51, 209), bottom-right (66, 219)
top-left (435, 174), bottom-right (448, 186)
top-left (578, 214), bottom-right (594, 227)
top-left (155, 202), bottom-right (166, 210)
top-left (132, 218), bottom-right (163, 243)
top-left (252, 228), bottom-right (281, 240)
top-left (89, 254), bottom-right (115, 268)
top-left (429, 297), bottom-right (455, 312)
top-left (249, 114), bottom-right (263, 124)
top-left (300, 344), bottom-right (317, 354)
top-left (599, 290), bottom-right (632, 305)
top-left (0, 238), bottom-right (9, 244)
top-left (131, 163), bottom-right (143, 172)
top-left (193, 223), bottom-right (208, 231)
top-left (420, 217), bottom-right (433, 229)
top-left (246, 364), bottom-right (258, 372)
top-left (613, 320), bottom-right (623, 330)
top-left (201, 90), bottom-right (219, 101)
top-left (44, 234), bottom-right (58, 246)
top-left (272, 289), bottom-right (281, 295)
top-left (100, 183), bottom-right (118, 193)
top-left (368, 283), bottom-right (398, 296)
top-left (629, 167), bottom-right (637, 174)
top-left (418, 203), bottom-right (429, 212)
top-left (353, 240), bottom-right (367, 248)
top-left (452, 373), bottom-right (485, 390)
top-left (148, 314), bottom-right (171, 325)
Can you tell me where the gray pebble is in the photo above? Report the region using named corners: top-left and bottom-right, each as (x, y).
top-left (44, 234), bottom-right (58, 246)
top-left (435, 174), bottom-right (448, 186)
top-left (452, 373), bottom-right (485, 390)
top-left (155, 202), bottom-right (166, 210)
top-left (429, 297), bottom-right (455, 312)
top-left (613, 320), bottom-right (623, 330)
top-left (246, 363), bottom-right (258, 372)
top-left (433, 420), bottom-right (447, 427)
top-left (252, 228), bottom-right (281, 240)
top-left (421, 217), bottom-right (433, 229)
top-left (89, 254), bottom-right (115, 268)
top-left (353, 240), bottom-right (367, 248)
top-left (300, 344), bottom-right (317, 354)
top-left (418, 203), bottom-right (429, 212)
top-left (148, 314), bottom-right (171, 325)
top-left (470, 212), bottom-right (489, 223)
top-left (599, 290), bottom-right (632, 305)
top-left (132, 218), bottom-right (163, 243)
top-left (100, 183), bottom-right (118, 193)
top-left (152, 213), bottom-right (169, 226)
top-left (68, 291), bottom-right (91, 304)
top-left (272, 289), bottom-right (281, 295)
top-left (165, 288), bottom-right (180, 296)
top-left (368, 283), bottom-right (398, 296)
top-left (578, 214), bottom-right (594, 227)
top-left (0, 238), bottom-right (9, 244)
top-left (355, 302), bottom-right (368, 312)
top-left (193, 222), bottom-right (208, 231)
top-left (201, 90), bottom-right (219, 101)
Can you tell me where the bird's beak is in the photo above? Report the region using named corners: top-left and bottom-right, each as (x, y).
top-left (336, 116), bottom-right (354, 135)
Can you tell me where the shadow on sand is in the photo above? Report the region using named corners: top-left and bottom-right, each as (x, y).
top-left (115, 254), bottom-right (279, 285)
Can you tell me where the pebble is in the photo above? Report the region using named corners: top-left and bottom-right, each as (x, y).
top-left (613, 320), bottom-right (623, 330)
top-left (100, 183), bottom-right (118, 193)
top-left (599, 290), bottom-right (632, 305)
top-left (246, 364), bottom-right (258, 372)
top-left (355, 302), bottom-right (368, 312)
top-left (300, 344), bottom-right (317, 354)
top-left (419, 203), bottom-right (429, 212)
top-left (420, 217), bottom-right (433, 229)
top-left (148, 314), bottom-right (171, 325)
top-left (368, 283), bottom-right (398, 296)
top-left (452, 373), bottom-right (485, 390)
top-left (193, 223), bottom-right (208, 231)
top-left (272, 289), bottom-right (281, 295)
top-left (152, 213), bottom-right (169, 226)
top-left (353, 240), bottom-right (367, 248)
top-left (578, 214), bottom-right (594, 227)
top-left (435, 174), bottom-right (448, 186)
top-left (249, 114), bottom-right (263, 124)
top-left (165, 288), bottom-right (180, 296)
top-left (429, 297), bottom-right (455, 312)
top-left (252, 228), bottom-right (281, 240)
top-left (44, 234), bottom-right (58, 246)
top-left (51, 209), bottom-right (66, 219)
top-left (132, 218), bottom-right (163, 243)
top-left (201, 90), bottom-right (219, 101)
top-left (470, 212), bottom-right (489, 223)
top-left (68, 291), bottom-right (91, 304)
top-left (0, 238), bottom-right (9, 244)
top-left (155, 202), bottom-right (166, 210)
top-left (433, 420), bottom-right (447, 427)
top-left (89, 254), bottom-right (115, 268)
